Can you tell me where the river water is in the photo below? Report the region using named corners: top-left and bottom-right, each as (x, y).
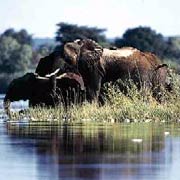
top-left (0, 96), bottom-right (180, 180)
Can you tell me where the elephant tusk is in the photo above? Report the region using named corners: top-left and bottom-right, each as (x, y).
top-left (45, 68), bottom-right (60, 78)
top-left (74, 39), bottom-right (81, 44)
top-left (36, 76), bottom-right (49, 80)
top-left (56, 73), bottom-right (69, 79)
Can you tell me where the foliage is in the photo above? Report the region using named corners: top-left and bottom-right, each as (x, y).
top-left (165, 37), bottom-right (180, 59)
top-left (0, 28), bottom-right (33, 92)
top-left (0, 36), bottom-right (32, 73)
top-left (32, 38), bottom-right (55, 49)
top-left (29, 43), bottom-right (55, 70)
top-left (114, 27), bottom-right (180, 63)
top-left (37, 44), bottom-right (55, 57)
top-left (55, 22), bottom-right (108, 45)
top-left (10, 73), bottom-right (180, 123)
top-left (114, 27), bottom-right (168, 58)
top-left (3, 28), bottom-right (32, 45)
top-left (164, 58), bottom-right (180, 74)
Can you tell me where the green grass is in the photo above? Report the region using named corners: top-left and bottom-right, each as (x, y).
top-left (10, 73), bottom-right (180, 123)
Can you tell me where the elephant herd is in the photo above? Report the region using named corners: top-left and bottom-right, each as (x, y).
top-left (3, 39), bottom-right (172, 116)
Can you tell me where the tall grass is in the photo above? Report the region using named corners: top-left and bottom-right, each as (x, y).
top-left (11, 73), bottom-right (180, 123)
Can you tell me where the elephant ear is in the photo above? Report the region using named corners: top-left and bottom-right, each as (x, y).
top-left (79, 39), bottom-right (103, 65)
top-left (64, 42), bottom-right (81, 65)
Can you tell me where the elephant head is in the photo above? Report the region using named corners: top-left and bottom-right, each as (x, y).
top-left (63, 39), bottom-right (104, 101)
top-left (64, 39), bottom-right (103, 65)
top-left (35, 48), bottom-right (79, 77)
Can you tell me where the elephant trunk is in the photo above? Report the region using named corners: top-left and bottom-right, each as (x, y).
top-left (3, 96), bottom-right (12, 118)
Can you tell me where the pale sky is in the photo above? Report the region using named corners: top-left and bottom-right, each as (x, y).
top-left (0, 0), bottom-right (179, 38)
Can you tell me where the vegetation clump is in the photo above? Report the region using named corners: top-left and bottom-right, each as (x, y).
top-left (10, 72), bottom-right (180, 123)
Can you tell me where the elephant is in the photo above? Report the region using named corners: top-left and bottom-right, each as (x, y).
top-left (3, 72), bottom-right (85, 118)
top-left (62, 39), bottom-right (171, 102)
top-left (35, 48), bottom-right (79, 77)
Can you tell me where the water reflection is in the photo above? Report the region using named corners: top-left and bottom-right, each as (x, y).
top-left (3, 123), bottom-right (179, 180)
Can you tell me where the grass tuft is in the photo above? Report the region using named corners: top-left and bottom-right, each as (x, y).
top-left (10, 73), bottom-right (180, 123)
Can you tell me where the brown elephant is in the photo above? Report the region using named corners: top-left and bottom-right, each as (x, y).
top-left (63, 39), bottom-right (171, 102)
top-left (4, 72), bottom-right (85, 118)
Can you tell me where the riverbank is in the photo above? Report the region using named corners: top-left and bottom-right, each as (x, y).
top-left (7, 73), bottom-right (179, 123)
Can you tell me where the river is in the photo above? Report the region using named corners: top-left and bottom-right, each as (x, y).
top-left (0, 95), bottom-right (180, 180)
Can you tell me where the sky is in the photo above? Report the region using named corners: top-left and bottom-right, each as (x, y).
top-left (0, 0), bottom-right (179, 38)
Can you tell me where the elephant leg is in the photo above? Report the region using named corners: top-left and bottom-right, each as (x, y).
top-left (98, 85), bottom-right (108, 106)
top-left (86, 76), bottom-right (102, 103)
top-left (151, 65), bottom-right (169, 102)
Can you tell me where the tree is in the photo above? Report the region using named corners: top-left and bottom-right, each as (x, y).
top-left (0, 36), bottom-right (32, 73)
top-left (165, 37), bottom-right (180, 59)
top-left (114, 27), bottom-right (168, 58)
top-left (30, 43), bottom-right (55, 70)
top-left (3, 28), bottom-right (15, 37)
top-left (2, 28), bottom-right (32, 45)
top-left (14, 29), bottom-right (32, 45)
top-left (0, 28), bottom-right (34, 93)
top-left (37, 44), bottom-right (55, 57)
top-left (55, 22), bottom-right (108, 45)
